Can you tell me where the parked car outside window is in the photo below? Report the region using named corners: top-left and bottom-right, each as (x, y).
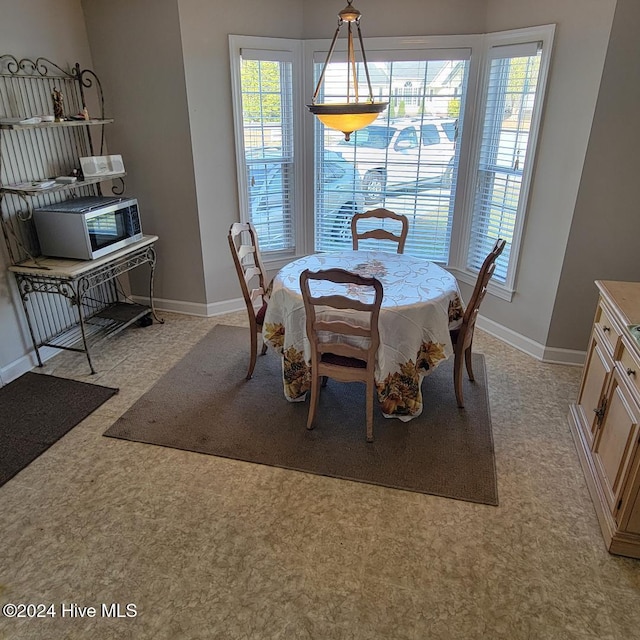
top-left (248, 148), bottom-right (362, 251)
top-left (326, 117), bottom-right (457, 204)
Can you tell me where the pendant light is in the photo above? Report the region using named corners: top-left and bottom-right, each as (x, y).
top-left (307, 0), bottom-right (387, 141)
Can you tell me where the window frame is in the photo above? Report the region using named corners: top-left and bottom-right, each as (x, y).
top-left (230, 26), bottom-right (555, 298)
top-left (229, 35), bottom-right (306, 270)
top-left (304, 35), bottom-right (476, 262)
top-left (452, 24), bottom-right (555, 300)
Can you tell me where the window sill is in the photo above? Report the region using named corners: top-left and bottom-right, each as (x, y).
top-left (263, 252), bottom-right (304, 277)
top-left (449, 267), bottom-right (514, 302)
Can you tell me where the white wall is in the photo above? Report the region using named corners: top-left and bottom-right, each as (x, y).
top-left (0, 0), bottom-right (94, 382)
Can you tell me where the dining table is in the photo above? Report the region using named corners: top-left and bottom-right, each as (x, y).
top-left (262, 249), bottom-right (465, 421)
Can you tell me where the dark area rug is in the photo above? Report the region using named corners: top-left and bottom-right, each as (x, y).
top-left (105, 324), bottom-right (497, 505)
top-left (0, 372), bottom-right (118, 487)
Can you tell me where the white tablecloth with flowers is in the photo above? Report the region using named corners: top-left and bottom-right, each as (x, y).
top-left (262, 250), bottom-right (464, 420)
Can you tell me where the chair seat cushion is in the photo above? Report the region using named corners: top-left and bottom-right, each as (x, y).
top-left (256, 301), bottom-right (268, 326)
top-left (321, 352), bottom-right (367, 368)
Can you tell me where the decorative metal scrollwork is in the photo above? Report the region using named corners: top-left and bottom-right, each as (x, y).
top-left (16, 275), bottom-right (77, 303)
top-left (72, 63), bottom-right (106, 152)
top-left (112, 177), bottom-right (125, 196)
top-left (0, 55), bottom-right (75, 79)
top-left (14, 193), bottom-right (33, 222)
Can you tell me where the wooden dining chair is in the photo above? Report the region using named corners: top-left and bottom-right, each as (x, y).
top-left (300, 268), bottom-right (384, 443)
top-left (351, 208), bottom-right (409, 254)
top-left (451, 238), bottom-right (506, 407)
top-left (227, 222), bottom-right (269, 380)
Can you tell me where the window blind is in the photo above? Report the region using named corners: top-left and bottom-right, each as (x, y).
top-left (314, 57), bottom-right (469, 261)
top-left (239, 55), bottom-right (295, 252)
top-left (466, 42), bottom-right (542, 282)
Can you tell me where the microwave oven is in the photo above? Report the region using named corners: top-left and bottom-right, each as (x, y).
top-left (33, 196), bottom-right (143, 260)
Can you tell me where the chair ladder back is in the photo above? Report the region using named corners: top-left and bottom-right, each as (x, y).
top-left (228, 222), bottom-right (268, 322)
top-left (351, 208), bottom-right (409, 254)
top-left (301, 268), bottom-right (383, 346)
top-left (460, 239), bottom-right (505, 347)
top-left (300, 267), bottom-right (384, 441)
top-left (452, 238), bottom-right (505, 407)
top-left (228, 221), bottom-right (270, 380)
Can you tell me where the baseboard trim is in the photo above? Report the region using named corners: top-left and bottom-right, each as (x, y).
top-left (140, 294), bottom-right (588, 366)
top-left (2, 296), bottom-right (584, 385)
top-left (0, 346), bottom-right (60, 386)
top-left (131, 295), bottom-right (245, 318)
top-left (476, 316), bottom-right (585, 366)
top-left (0, 354), bottom-right (33, 385)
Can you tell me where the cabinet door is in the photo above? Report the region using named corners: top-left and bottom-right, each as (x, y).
top-left (577, 333), bottom-right (613, 447)
top-left (592, 370), bottom-right (640, 518)
top-left (619, 464), bottom-right (640, 535)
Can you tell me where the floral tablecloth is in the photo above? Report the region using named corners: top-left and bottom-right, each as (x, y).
top-left (263, 250), bottom-right (464, 420)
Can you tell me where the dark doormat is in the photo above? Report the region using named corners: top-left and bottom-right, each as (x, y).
top-left (0, 372), bottom-right (118, 487)
top-left (105, 325), bottom-right (497, 505)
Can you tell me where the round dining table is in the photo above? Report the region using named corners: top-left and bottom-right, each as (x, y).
top-left (262, 250), bottom-right (464, 420)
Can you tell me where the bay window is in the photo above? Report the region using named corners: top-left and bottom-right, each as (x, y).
top-left (230, 25), bottom-right (554, 298)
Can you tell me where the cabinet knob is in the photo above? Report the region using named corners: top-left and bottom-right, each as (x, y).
top-left (603, 326), bottom-right (610, 332)
top-left (627, 367), bottom-right (636, 377)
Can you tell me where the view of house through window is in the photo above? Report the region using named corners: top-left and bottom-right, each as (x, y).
top-left (314, 57), bottom-right (468, 263)
top-left (230, 28), bottom-right (553, 295)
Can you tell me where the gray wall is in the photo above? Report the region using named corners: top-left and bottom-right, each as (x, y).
top-left (0, 0), bottom-right (94, 380)
top-left (302, 0), bottom-right (617, 350)
top-left (302, 0), bottom-right (486, 38)
top-left (176, 0), bottom-right (304, 305)
top-left (481, 0), bottom-right (617, 348)
top-left (82, 0), bottom-right (305, 309)
top-left (548, 0), bottom-right (640, 351)
top-left (81, 0), bottom-right (206, 307)
top-left (0, 0), bottom-right (626, 380)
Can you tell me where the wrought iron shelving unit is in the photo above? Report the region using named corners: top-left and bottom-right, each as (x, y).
top-left (0, 54), bottom-right (162, 374)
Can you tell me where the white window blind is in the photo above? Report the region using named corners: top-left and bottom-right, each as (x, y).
top-left (314, 56), bottom-right (469, 261)
top-left (466, 41), bottom-right (543, 283)
top-left (231, 40), bottom-right (297, 254)
top-left (230, 28), bottom-right (554, 291)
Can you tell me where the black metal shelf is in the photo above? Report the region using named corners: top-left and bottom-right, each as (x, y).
top-left (0, 55), bottom-right (162, 374)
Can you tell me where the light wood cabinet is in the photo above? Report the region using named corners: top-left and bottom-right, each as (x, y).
top-left (577, 327), bottom-right (613, 448)
top-left (569, 280), bottom-right (640, 558)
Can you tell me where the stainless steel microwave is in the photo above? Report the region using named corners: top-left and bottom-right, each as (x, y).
top-left (33, 196), bottom-right (143, 260)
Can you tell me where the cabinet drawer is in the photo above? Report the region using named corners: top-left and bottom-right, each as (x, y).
top-left (596, 302), bottom-right (621, 354)
top-left (618, 339), bottom-right (640, 399)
